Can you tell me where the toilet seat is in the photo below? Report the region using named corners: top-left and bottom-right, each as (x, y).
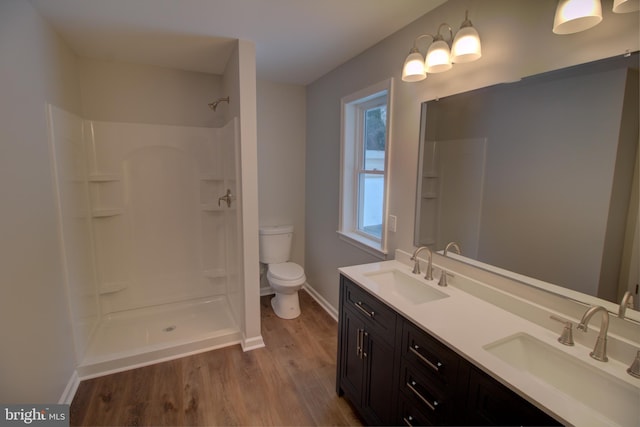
top-left (268, 262), bottom-right (304, 281)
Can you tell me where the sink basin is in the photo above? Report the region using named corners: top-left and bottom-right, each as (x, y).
top-left (363, 269), bottom-right (448, 304)
top-left (484, 333), bottom-right (640, 427)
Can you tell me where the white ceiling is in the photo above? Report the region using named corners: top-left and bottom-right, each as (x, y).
top-left (29, 0), bottom-right (447, 85)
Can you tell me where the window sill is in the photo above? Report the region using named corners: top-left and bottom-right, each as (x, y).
top-left (337, 230), bottom-right (388, 260)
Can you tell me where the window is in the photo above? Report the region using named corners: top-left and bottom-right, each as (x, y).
top-left (339, 79), bottom-right (393, 257)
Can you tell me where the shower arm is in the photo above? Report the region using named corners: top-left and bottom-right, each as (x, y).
top-left (208, 96), bottom-right (230, 112)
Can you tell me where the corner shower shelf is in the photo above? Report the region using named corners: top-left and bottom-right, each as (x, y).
top-left (201, 204), bottom-right (225, 212)
top-left (200, 175), bottom-right (223, 181)
top-left (89, 174), bottom-right (121, 182)
top-left (422, 192), bottom-right (438, 199)
top-left (99, 281), bottom-right (128, 295)
top-left (92, 208), bottom-right (123, 218)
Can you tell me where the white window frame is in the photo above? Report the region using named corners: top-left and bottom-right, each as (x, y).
top-left (338, 78), bottom-right (393, 258)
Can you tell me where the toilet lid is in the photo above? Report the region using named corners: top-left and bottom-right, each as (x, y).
top-left (269, 262), bottom-right (304, 280)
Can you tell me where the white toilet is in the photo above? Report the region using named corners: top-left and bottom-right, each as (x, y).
top-left (259, 225), bottom-right (306, 319)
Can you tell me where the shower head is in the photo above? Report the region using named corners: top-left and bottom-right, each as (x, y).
top-left (208, 96), bottom-right (230, 112)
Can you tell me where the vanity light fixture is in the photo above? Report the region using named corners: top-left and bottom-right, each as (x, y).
top-left (553, 0), bottom-right (639, 35)
top-left (553, 0), bottom-right (602, 34)
top-left (401, 10), bottom-right (481, 83)
top-left (613, 0), bottom-right (640, 13)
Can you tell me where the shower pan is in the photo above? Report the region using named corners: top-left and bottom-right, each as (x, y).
top-left (48, 105), bottom-right (244, 377)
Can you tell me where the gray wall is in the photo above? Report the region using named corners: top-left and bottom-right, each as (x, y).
top-left (0, 0), bottom-right (80, 402)
top-left (78, 58), bottom-right (224, 127)
top-left (304, 0), bottom-right (639, 310)
top-left (257, 80), bottom-right (306, 273)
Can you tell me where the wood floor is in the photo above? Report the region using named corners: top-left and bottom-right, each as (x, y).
top-left (70, 291), bottom-right (363, 426)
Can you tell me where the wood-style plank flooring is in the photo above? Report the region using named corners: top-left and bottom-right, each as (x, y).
top-left (70, 291), bottom-right (363, 426)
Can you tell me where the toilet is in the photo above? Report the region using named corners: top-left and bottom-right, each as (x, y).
top-left (259, 225), bottom-right (306, 319)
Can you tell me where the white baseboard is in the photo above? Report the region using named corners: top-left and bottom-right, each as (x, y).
top-left (241, 334), bottom-right (265, 351)
top-left (260, 285), bottom-right (274, 296)
top-left (303, 283), bottom-right (338, 322)
top-left (59, 370), bottom-right (80, 405)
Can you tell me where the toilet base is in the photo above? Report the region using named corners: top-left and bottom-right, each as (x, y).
top-left (271, 292), bottom-right (300, 319)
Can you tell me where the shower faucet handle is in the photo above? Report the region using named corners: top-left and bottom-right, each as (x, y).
top-left (218, 189), bottom-right (232, 208)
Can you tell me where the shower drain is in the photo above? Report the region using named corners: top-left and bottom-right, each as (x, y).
top-left (163, 325), bottom-right (177, 332)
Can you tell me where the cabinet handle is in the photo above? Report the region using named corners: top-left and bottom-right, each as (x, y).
top-left (354, 301), bottom-right (375, 318)
top-left (356, 329), bottom-right (362, 358)
top-left (403, 415), bottom-right (414, 426)
top-left (406, 381), bottom-right (439, 412)
top-left (409, 345), bottom-right (442, 373)
top-left (362, 331), bottom-right (368, 358)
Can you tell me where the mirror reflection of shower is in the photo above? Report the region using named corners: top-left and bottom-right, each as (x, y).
top-left (208, 96), bottom-right (230, 111)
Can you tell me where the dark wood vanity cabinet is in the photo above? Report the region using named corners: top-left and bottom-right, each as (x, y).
top-left (398, 321), bottom-right (469, 425)
top-left (337, 275), bottom-right (400, 425)
top-left (337, 275), bottom-right (561, 426)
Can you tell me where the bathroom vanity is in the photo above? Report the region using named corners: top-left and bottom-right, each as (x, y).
top-left (336, 258), bottom-right (640, 427)
top-left (337, 275), bottom-right (558, 426)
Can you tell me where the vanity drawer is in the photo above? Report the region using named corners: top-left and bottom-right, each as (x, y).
top-left (401, 321), bottom-right (460, 388)
top-left (398, 361), bottom-right (454, 425)
top-left (397, 393), bottom-right (436, 426)
top-left (341, 276), bottom-right (397, 344)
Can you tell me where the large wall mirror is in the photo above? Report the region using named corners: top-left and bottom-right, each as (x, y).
top-left (414, 53), bottom-right (639, 314)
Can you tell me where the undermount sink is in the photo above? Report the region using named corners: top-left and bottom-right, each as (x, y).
top-left (484, 333), bottom-right (640, 427)
top-left (363, 269), bottom-right (448, 304)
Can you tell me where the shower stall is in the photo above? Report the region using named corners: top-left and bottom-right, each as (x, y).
top-left (48, 104), bottom-right (247, 377)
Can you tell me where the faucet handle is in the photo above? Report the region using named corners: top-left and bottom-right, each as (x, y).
top-left (438, 269), bottom-right (451, 287)
top-left (410, 256), bottom-right (421, 275)
top-left (550, 315), bottom-right (575, 346)
top-left (627, 350), bottom-right (640, 378)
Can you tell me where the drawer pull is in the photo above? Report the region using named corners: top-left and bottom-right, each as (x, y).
top-left (354, 301), bottom-right (375, 318)
top-left (409, 345), bottom-right (442, 373)
top-left (403, 415), bottom-right (414, 426)
top-left (407, 381), bottom-right (438, 412)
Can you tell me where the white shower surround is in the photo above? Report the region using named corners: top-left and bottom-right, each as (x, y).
top-left (48, 105), bottom-right (246, 376)
top-left (87, 119), bottom-right (240, 313)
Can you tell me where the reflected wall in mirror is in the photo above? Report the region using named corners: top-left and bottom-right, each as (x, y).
top-left (415, 53), bottom-right (639, 310)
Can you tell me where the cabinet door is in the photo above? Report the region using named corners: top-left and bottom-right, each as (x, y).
top-left (362, 329), bottom-right (396, 425)
top-left (465, 366), bottom-right (561, 426)
top-left (338, 307), bottom-right (366, 404)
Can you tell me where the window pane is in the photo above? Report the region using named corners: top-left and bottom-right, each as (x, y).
top-left (358, 172), bottom-right (384, 239)
top-left (363, 105), bottom-right (386, 171)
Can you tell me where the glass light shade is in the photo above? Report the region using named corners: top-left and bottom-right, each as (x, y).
top-left (613, 0), bottom-right (640, 13)
top-left (425, 40), bottom-right (452, 73)
top-left (402, 50), bottom-right (426, 82)
top-left (451, 26), bottom-right (482, 63)
top-left (553, 0), bottom-right (603, 34)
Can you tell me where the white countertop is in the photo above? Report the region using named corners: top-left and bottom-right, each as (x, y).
top-left (339, 260), bottom-right (640, 427)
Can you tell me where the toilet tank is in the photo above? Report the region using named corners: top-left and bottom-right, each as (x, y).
top-left (259, 225), bottom-right (294, 264)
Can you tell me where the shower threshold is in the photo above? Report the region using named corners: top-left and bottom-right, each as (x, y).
top-left (77, 296), bottom-right (241, 378)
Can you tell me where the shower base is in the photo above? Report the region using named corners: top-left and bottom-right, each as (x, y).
top-left (77, 296), bottom-right (241, 378)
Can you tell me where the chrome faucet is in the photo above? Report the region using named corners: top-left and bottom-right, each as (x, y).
top-left (618, 291), bottom-right (635, 319)
top-left (438, 242), bottom-right (461, 287)
top-left (410, 246), bottom-right (434, 280)
top-left (577, 305), bottom-right (609, 362)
